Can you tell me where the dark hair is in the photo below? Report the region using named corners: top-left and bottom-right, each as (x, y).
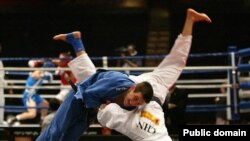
top-left (49, 98), bottom-right (61, 111)
top-left (60, 51), bottom-right (72, 58)
top-left (134, 81), bottom-right (153, 103)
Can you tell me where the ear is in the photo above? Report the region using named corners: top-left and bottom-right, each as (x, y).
top-left (129, 85), bottom-right (136, 91)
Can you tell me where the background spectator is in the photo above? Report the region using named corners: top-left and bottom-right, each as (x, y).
top-left (41, 98), bottom-right (61, 132)
top-left (214, 84), bottom-right (229, 125)
top-left (116, 44), bottom-right (142, 74)
top-left (52, 51), bottom-right (77, 103)
top-left (162, 84), bottom-right (188, 135)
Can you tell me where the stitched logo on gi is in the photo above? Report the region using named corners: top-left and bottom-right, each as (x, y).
top-left (140, 111), bottom-right (160, 125)
top-left (137, 121), bottom-right (156, 135)
top-left (116, 87), bottom-right (127, 92)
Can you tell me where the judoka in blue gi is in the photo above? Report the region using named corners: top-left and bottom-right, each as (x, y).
top-left (36, 32), bottom-right (153, 141)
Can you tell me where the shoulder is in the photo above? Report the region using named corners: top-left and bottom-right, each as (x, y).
top-left (102, 71), bottom-right (131, 81)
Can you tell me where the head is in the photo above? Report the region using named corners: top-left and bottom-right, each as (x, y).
top-left (49, 98), bottom-right (61, 112)
top-left (127, 44), bottom-right (137, 56)
top-left (59, 52), bottom-right (72, 67)
top-left (123, 81), bottom-right (153, 107)
top-left (28, 60), bottom-right (43, 68)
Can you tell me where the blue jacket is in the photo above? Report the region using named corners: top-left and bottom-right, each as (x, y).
top-left (74, 70), bottom-right (135, 108)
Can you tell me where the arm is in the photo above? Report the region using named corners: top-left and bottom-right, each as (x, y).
top-left (26, 71), bottom-right (53, 96)
top-left (68, 54), bottom-right (96, 82)
top-left (124, 59), bottom-right (141, 67)
top-left (153, 34), bottom-right (192, 89)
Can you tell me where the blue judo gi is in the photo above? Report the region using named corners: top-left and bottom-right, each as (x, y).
top-left (36, 70), bottom-right (134, 141)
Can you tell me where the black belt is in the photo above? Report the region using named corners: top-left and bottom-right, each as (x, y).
top-left (68, 79), bottom-right (97, 123)
top-left (69, 79), bottom-right (77, 92)
top-left (151, 96), bottom-right (162, 106)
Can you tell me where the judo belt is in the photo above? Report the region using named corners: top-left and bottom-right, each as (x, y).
top-left (151, 96), bottom-right (162, 106)
top-left (69, 79), bottom-right (77, 92)
top-left (68, 79), bottom-right (96, 123)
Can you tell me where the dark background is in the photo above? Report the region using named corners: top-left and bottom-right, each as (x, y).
top-left (0, 0), bottom-right (249, 60)
top-left (169, 0), bottom-right (250, 53)
top-left (0, 0), bottom-right (149, 59)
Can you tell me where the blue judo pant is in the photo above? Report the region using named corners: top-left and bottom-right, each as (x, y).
top-left (36, 90), bottom-right (96, 141)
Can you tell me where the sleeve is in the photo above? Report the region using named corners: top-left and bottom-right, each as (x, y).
top-left (68, 54), bottom-right (96, 82)
top-left (97, 103), bottom-right (128, 132)
top-left (153, 34), bottom-right (192, 89)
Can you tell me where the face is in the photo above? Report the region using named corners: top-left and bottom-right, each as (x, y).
top-left (127, 46), bottom-right (134, 55)
top-left (59, 54), bottom-right (70, 67)
top-left (123, 88), bottom-right (145, 107)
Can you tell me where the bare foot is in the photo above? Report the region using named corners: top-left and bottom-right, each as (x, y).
top-left (187, 8), bottom-right (212, 23)
top-left (53, 31), bottom-right (81, 41)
